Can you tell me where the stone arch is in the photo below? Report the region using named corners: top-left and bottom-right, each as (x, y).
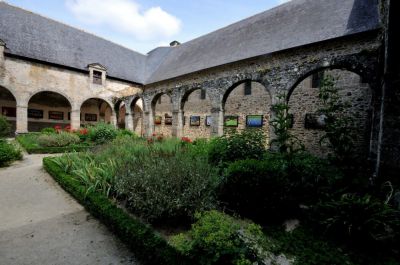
top-left (180, 87), bottom-right (213, 139)
top-left (151, 92), bottom-right (173, 136)
top-left (80, 97), bottom-right (114, 126)
top-left (221, 80), bottom-right (272, 142)
top-left (27, 91), bottom-right (72, 132)
top-left (27, 89), bottom-right (74, 109)
top-left (287, 67), bottom-right (373, 158)
top-left (0, 86), bottom-right (18, 135)
top-left (286, 59), bottom-right (376, 102)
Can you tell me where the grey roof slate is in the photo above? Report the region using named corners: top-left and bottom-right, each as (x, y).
top-left (0, 2), bottom-right (147, 83)
top-left (145, 0), bottom-right (381, 84)
top-left (0, 0), bottom-right (380, 85)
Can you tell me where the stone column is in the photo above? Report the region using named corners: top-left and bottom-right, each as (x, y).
top-left (210, 107), bottom-right (224, 137)
top-left (0, 40), bottom-right (5, 77)
top-left (172, 110), bottom-right (184, 138)
top-left (110, 113), bottom-right (117, 128)
top-left (125, 112), bottom-right (134, 131)
top-left (70, 109), bottom-right (81, 130)
top-left (143, 111), bottom-right (154, 137)
top-left (16, 105), bottom-right (28, 134)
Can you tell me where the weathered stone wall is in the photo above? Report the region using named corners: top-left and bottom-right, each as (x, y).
top-left (0, 54), bottom-right (142, 132)
top-left (289, 70), bottom-right (372, 157)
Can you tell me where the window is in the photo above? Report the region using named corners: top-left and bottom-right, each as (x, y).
top-left (158, 97), bottom-right (162, 104)
top-left (93, 70), bottom-right (102, 85)
top-left (312, 71), bottom-right (324, 88)
top-left (244, 81), bottom-right (252, 95)
top-left (200, 89), bottom-right (206, 100)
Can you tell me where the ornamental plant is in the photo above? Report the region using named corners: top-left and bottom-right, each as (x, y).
top-left (0, 115), bottom-right (11, 138)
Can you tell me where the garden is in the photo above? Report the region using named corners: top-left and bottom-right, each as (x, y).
top-left (0, 115), bottom-right (22, 167)
top-left (16, 122), bottom-right (133, 154)
top-left (41, 76), bottom-right (400, 264)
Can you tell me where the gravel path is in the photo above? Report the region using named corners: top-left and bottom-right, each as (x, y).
top-left (0, 154), bottom-right (140, 265)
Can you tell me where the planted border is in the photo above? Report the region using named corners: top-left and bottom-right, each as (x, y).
top-left (17, 134), bottom-right (92, 154)
top-left (43, 157), bottom-right (189, 265)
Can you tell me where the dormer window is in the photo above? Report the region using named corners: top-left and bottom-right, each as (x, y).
top-left (93, 70), bottom-right (102, 85)
top-left (88, 63), bottom-right (107, 87)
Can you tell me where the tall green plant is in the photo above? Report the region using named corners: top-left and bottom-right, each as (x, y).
top-left (270, 93), bottom-right (303, 153)
top-left (318, 74), bottom-right (355, 161)
top-left (0, 115), bottom-right (11, 138)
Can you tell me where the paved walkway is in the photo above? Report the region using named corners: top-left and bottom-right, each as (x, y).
top-left (0, 154), bottom-right (139, 265)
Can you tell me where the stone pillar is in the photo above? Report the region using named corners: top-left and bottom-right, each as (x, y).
top-left (211, 107), bottom-right (224, 137)
top-left (143, 111), bottom-right (154, 137)
top-left (16, 105), bottom-right (28, 134)
top-left (0, 40), bottom-right (5, 76)
top-left (172, 110), bottom-right (184, 138)
top-left (70, 109), bottom-right (81, 130)
top-left (110, 113), bottom-right (117, 128)
top-left (125, 112), bottom-right (134, 131)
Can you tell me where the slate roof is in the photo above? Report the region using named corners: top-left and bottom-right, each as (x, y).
top-left (0, 0), bottom-right (380, 85)
top-left (146, 0), bottom-right (381, 84)
top-left (0, 2), bottom-right (147, 83)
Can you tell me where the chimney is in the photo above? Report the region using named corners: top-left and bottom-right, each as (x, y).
top-left (170, 41), bottom-right (181, 47)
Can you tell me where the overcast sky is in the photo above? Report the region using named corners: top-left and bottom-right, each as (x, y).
top-left (6, 0), bottom-right (291, 54)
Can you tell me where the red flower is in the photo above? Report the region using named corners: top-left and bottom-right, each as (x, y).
top-left (181, 137), bottom-right (192, 143)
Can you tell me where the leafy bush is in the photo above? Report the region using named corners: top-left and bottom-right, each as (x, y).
top-left (115, 150), bottom-right (220, 222)
top-left (208, 129), bottom-right (266, 167)
top-left (116, 129), bottom-right (137, 138)
top-left (0, 140), bottom-right (22, 167)
top-left (170, 210), bottom-right (270, 265)
top-left (219, 152), bottom-right (343, 221)
top-left (37, 131), bottom-right (80, 147)
top-left (41, 127), bottom-right (56, 134)
top-left (312, 193), bottom-right (400, 245)
top-left (0, 115), bottom-right (11, 138)
top-left (88, 123), bottom-right (117, 144)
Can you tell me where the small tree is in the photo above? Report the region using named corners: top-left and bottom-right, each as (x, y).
top-left (0, 115), bottom-right (11, 138)
top-left (318, 74), bottom-right (355, 162)
top-left (270, 93), bottom-right (303, 153)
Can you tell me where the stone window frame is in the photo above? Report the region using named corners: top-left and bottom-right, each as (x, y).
top-left (88, 63), bottom-right (107, 87)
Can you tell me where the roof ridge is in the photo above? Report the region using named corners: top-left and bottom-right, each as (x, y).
top-left (0, 1), bottom-right (147, 58)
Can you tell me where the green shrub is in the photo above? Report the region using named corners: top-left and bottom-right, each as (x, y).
top-left (88, 123), bottom-right (117, 144)
top-left (41, 127), bottom-right (56, 134)
top-left (115, 150), bottom-right (220, 222)
top-left (0, 115), bottom-right (11, 138)
top-left (37, 132), bottom-right (80, 147)
top-left (170, 210), bottom-right (269, 265)
top-left (0, 140), bottom-right (22, 167)
top-left (116, 129), bottom-right (137, 138)
top-left (208, 129), bottom-right (266, 167)
top-left (219, 152), bottom-right (343, 221)
top-left (312, 193), bottom-right (400, 245)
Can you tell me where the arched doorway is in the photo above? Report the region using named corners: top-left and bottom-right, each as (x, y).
top-left (27, 91), bottom-right (71, 132)
top-left (222, 80), bottom-right (271, 142)
top-left (0, 86), bottom-right (17, 135)
top-left (80, 98), bottom-right (113, 126)
top-left (288, 69), bottom-right (372, 157)
top-left (151, 93), bottom-right (173, 137)
top-left (181, 88), bottom-right (212, 139)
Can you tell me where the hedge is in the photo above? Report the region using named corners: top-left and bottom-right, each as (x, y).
top-left (43, 157), bottom-right (190, 265)
top-left (17, 135), bottom-right (92, 154)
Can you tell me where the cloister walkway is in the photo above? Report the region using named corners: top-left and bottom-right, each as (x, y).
top-left (0, 153), bottom-right (139, 265)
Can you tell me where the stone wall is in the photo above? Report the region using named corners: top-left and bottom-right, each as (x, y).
top-left (288, 70), bottom-right (372, 157)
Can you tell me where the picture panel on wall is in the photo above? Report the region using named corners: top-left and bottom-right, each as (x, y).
top-left (49, 111), bottom-right (64, 120)
top-left (28, 109), bottom-right (43, 119)
top-left (205, 116), bottom-right (212, 126)
top-left (154, 115), bottom-right (162, 125)
top-left (165, 114), bottom-right (172, 125)
top-left (85, 113), bottom-right (97, 122)
top-left (1, 107), bottom-right (16, 117)
top-left (190, 116), bottom-right (201, 126)
top-left (224, 116), bottom-right (239, 127)
top-left (246, 115), bottom-right (263, 127)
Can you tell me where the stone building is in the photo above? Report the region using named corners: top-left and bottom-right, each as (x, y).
top-left (1, 0), bottom-right (399, 177)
